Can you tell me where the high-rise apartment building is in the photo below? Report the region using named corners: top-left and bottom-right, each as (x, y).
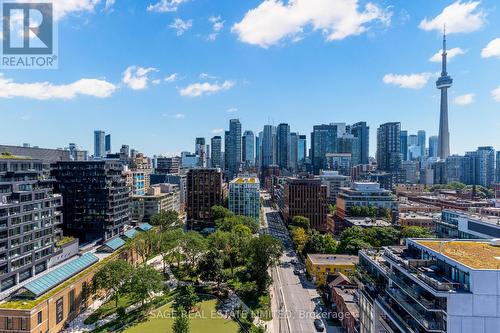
top-left (156, 156), bottom-right (180, 174)
top-left (417, 130), bottom-right (426, 158)
top-left (429, 135), bottom-right (438, 158)
top-left (0, 145), bottom-right (70, 163)
top-left (0, 158), bottom-right (63, 292)
top-left (105, 134), bottom-right (111, 155)
top-left (195, 137), bottom-right (206, 167)
top-left (225, 119), bottom-right (242, 178)
top-left (297, 134), bottom-right (307, 166)
top-left (255, 133), bottom-right (262, 168)
top-left (496, 151), bottom-right (500, 183)
top-left (261, 125), bottom-right (276, 168)
top-left (93, 130), bottom-right (105, 158)
top-left (351, 122), bottom-right (370, 165)
top-left (228, 176), bottom-right (260, 220)
top-left (289, 132), bottom-right (298, 171)
top-left (186, 168), bottom-right (223, 230)
top-left (311, 124), bottom-right (337, 174)
top-left (400, 130), bottom-right (408, 161)
top-left (211, 136), bottom-right (222, 168)
top-left (377, 122), bottom-right (402, 187)
top-left (277, 123), bottom-right (291, 170)
top-left (319, 171), bottom-right (351, 204)
top-left (473, 146), bottom-right (496, 188)
top-left (242, 131), bottom-right (255, 168)
top-left (53, 161), bottom-right (131, 242)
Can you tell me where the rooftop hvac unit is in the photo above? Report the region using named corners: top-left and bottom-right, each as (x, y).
top-left (490, 239), bottom-right (500, 247)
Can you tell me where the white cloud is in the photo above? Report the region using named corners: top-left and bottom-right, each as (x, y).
top-left (152, 79), bottom-right (161, 85)
top-left (429, 47), bottom-right (465, 62)
top-left (122, 66), bottom-right (158, 90)
top-left (481, 38), bottom-right (500, 59)
top-left (227, 107), bottom-right (238, 113)
top-left (208, 15), bottom-right (224, 41)
top-left (199, 73), bottom-right (217, 80)
top-left (169, 18), bottom-right (193, 36)
top-left (232, 0), bottom-right (392, 48)
top-left (382, 72), bottom-right (433, 89)
top-left (165, 73), bottom-right (179, 82)
top-left (13, 0), bottom-right (102, 20)
top-left (147, 0), bottom-right (189, 13)
top-left (104, 0), bottom-right (115, 12)
top-left (171, 113), bottom-right (185, 119)
top-left (211, 128), bottom-right (224, 134)
top-left (453, 93), bottom-right (475, 105)
top-left (492, 86), bottom-right (500, 102)
top-left (419, 1), bottom-right (485, 34)
top-left (180, 80), bottom-right (235, 97)
top-left (0, 73), bottom-right (116, 100)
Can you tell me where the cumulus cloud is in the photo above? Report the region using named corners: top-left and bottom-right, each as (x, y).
top-left (0, 73), bottom-right (116, 100)
top-left (211, 128), bottom-right (224, 134)
top-left (147, 0), bottom-right (189, 13)
top-left (122, 66), bottom-right (158, 90)
top-left (165, 73), bottom-right (179, 82)
top-left (382, 72), bottom-right (434, 89)
top-left (180, 81), bottom-right (235, 97)
top-left (429, 47), bottom-right (465, 62)
top-left (208, 16), bottom-right (224, 41)
top-left (481, 38), bottom-right (500, 59)
top-left (453, 93), bottom-right (475, 105)
top-left (419, 1), bottom-right (485, 34)
top-left (492, 86), bottom-right (500, 102)
top-left (232, 0), bottom-right (392, 48)
top-left (199, 73), bottom-right (217, 80)
top-left (169, 18), bottom-right (193, 36)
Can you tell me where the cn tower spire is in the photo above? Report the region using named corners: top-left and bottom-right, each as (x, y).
top-left (436, 26), bottom-right (452, 160)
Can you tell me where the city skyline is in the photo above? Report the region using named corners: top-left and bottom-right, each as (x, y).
top-left (1, 0), bottom-right (499, 157)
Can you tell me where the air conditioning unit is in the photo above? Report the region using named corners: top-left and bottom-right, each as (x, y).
top-left (490, 239), bottom-right (500, 247)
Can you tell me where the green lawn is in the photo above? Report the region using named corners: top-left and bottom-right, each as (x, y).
top-left (84, 294), bottom-right (138, 324)
top-left (122, 298), bottom-right (239, 333)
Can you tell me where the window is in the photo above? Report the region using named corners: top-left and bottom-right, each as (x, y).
top-left (56, 297), bottom-right (64, 324)
top-left (69, 289), bottom-right (76, 313)
top-left (5, 317), bottom-right (12, 330)
top-left (37, 311), bottom-right (42, 324)
top-left (20, 318), bottom-right (27, 331)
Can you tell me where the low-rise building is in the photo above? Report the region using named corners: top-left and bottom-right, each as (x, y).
top-left (228, 176), bottom-right (260, 220)
top-left (319, 170), bottom-right (351, 204)
top-left (399, 212), bottom-right (437, 230)
top-left (358, 239), bottom-right (500, 333)
top-left (331, 284), bottom-right (360, 333)
top-left (435, 209), bottom-right (500, 239)
top-left (305, 254), bottom-right (358, 286)
top-left (131, 184), bottom-right (181, 224)
top-left (409, 195), bottom-right (494, 211)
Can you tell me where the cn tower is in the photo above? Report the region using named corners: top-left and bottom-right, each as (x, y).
top-left (436, 28), bottom-right (452, 160)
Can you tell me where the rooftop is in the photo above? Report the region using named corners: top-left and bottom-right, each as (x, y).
top-left (231, 177), bottom-right (259, 184)
top-left (307, 254), bottom-right (359, 266)
top-left (416, 240), bottom-right (500, 270)
top-left (344, 217), bottom-right (392, 227)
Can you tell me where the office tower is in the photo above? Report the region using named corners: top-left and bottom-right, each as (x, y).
top-left (210, 136), bottom-right (222, 168)
top-left (228, 176), bottom-right (260, 220)
top-left (261, 125), bottom-right (276, 168)
top-left (289, 132), bottom-right (298, 171)
top-left (276, 123), bottom-right (291, 170)
top-left (429, 135), bottom-right (439, 158)
top-left (377, 123), bottom-right (402, 187)
top-left (336, 134), bottom-right (360, 166)
top-left (408, 134), bottom-right (418, 147)
top-left (437, 31), bottom-right (452, 159)
top-left (105, 134), bottom-right (111, 155)
top-left (156, 156), bottom-right (180, 174)
top-left (242, 130), bottom-right (255, 167)
top-left (195, 137), bottom-right (206, 167)
top-left (351, 122), bottom-right (369, 165)
top-left (0, 158), bottom-right (63, 292)
top-left (326, 153), bottom-right (352, 176)
top-left (283, 177), bottom-right (328, 232)
top-left (53, 161), bottom-right (131, 242)
top-left (417, 130), bottom-right (426, 158)
top-left (311, 124), bottom-right (337, 174)
top-left (186, 168), bottom-right (223, 230)
top-left (297, 135), bottom-right (307, 166)
top-left (445, 155), bottom-right (474, 185)
top-left (400, 130), bottom-right (408, 161)
top-left (255, 133), bottom-right (262, 168)
top-left (225, 119), bottom-right (242, 178)
top-left (93, 130), bottom-right (105, 158)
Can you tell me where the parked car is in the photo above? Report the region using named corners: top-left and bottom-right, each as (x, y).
top-left (314, 319), bottom-right (325, 332)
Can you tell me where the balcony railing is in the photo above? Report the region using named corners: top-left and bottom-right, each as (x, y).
top-left (389, 273), bottom-right (445, 312)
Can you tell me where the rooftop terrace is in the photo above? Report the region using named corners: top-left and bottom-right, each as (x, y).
top-left (416, 240), bottom-right (500, 270)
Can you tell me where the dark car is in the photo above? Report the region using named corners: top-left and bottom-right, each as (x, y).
top-left (314, 319), bottom-right (325, 332)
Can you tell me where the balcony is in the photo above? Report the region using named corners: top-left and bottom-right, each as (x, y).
top-left (389, 273), bottom-right (445, 312)
top-left (386, 287), bottom-right (446, 332)
top-left (375, 296), bottom-right (416, 333)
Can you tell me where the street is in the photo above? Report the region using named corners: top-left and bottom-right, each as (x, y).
top-left (261, 192), bottom-right (338, 333)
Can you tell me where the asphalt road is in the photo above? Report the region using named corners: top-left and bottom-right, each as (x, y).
top-left (261, 193), bottom-right (332, 333)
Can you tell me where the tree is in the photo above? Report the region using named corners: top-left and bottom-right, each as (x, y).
top-left (363, 227), bottom-right (400, 247)
top-left (180, 231), bottom-right (207, 273)
top-left (198, 250), bottom-right (228, 292)
top-left (172, 306), bottom-right (190, 333)
top-left (175, 285), bottom-right (199, 312)
top-left (158, 229), bottom-right (183, 273)
top-left (342, 238), bottom-right (371, 255)
top-left (328, 204), bottom-right (337, 215)
top-left (129, 265), bottom-right (163, 306)
top-left (304, 230), bottom-right (337, 255)
top-left (211, 205), bottom-right (234, 221)
top-left (150, 210), bottom-right (182, 231)
top-left (92, 259), bottom-right (132, 307)
top-left (290, 216), bottom-right (310, 230)
top-left (216, 216), bottom-right (259, 234)
top-left (291, 227), bottom-right (309, 254)
top-left (401, 226), bottom-right (433, 239)
top-left (247, 235), bottom-right (283, 293)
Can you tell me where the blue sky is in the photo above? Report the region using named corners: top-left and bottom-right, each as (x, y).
top-left (1, 0), bottom-right (499, 157)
